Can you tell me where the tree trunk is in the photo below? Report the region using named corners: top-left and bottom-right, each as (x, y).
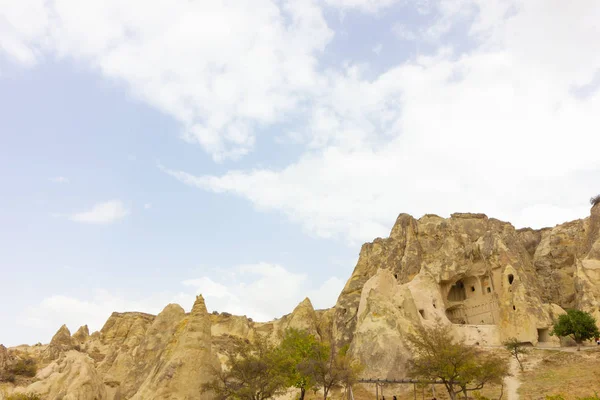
top-left (577, 341), bottom-right (581, 351)
top-left (445, 384), bottom-right (457, 400)
top-left (299, 387), bottom-right (306, 400)
top-left (516, 354), bottom-right (523, 371)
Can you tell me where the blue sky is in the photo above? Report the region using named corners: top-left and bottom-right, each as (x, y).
top-left (1, 0), bottom-right (599, 346)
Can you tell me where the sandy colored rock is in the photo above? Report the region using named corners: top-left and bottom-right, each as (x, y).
top-left (73, 325), bottom-right (90, 344)
top-left (6, 204), bottom-right (600, 396)
top-left (210, 312), bottom-right (253, 339)
top-left (0, 345), bottom-right (12, 372)
top-left (333, 207), bottom-right (600, 356)
top-left (43, 324), bottom-right (77, 361)
top-left (24, 350), bottom-right (107, 400)
top-left (114, 303), bottom-right (187, 399)
top-left (131, 296), bottom-right (215, 400)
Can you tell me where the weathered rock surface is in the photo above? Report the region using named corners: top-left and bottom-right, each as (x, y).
top-left (73, 325), bottom-right (90, 344)
top-left (334, 206), bottom-right (600, 376)
top-left (131, 296), bottom-right (215, 400)
top-left (43, 324), bottom-right (77, 361)
top-left (4, 205), bottom-right (600, 398)
top-left (24, 351), bottom-right (107, 400)
top-left (0, 345), bottom-right (12, 372)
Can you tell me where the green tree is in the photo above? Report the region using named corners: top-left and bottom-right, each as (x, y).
top-left (503, 337), bottom-right (528, 371)
top-left (297, 342), bottom-right (362, 400)
top-left (407, 324), bottom-right (509, 400)
top-left (202, 335), bottom-right (288, 400)
top-left (550, 309), bottom-right (600, 351)
top-left (278, 328), bottom-right (320, 400)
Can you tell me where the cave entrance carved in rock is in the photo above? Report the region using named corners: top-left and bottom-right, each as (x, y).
top-left (443, 276), bottom-right (500, 325)
top-left (537, 328), bottom-right (550, 342)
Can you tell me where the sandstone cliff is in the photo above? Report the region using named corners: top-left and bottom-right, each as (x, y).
top-left (2, 204), bottom-right (600, 398)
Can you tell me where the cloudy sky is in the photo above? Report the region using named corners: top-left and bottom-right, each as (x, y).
top-left (1, 0), bottom-right (599, 346)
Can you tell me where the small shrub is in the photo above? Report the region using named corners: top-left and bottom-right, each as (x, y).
top-left (577, 394), bottom-right (600, 400)
top-left (0, 372), bottom-right (16, 382)
top-left (546, 396), bottom-right (565, 400)
top-left (591, 194), bottom-right (600, 206)
top-left (6, 393), bottom-right (43, 400)
top-left (9, 358), bottom-right (37, 377)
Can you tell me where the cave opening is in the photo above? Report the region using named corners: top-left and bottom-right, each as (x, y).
top-left (537, 328), bottom-right (550, 342)
top-left (447, 280), bottom-right (467, 302)
top-left (508, 274), bottom-right (514, 285)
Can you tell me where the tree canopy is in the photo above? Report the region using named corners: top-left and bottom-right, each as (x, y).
top-left (551, 309), bottom-right (600, 350)
top-left (407, 324), bottom-right (509, 400)
top-left (297, 342), bottom-right (363, 400)
top-left (201, 335), bottom-right (288, 400)
top-left (203, 329), bottom-right (363, 400)
top-left (277, 328), bottom-right (322, 400)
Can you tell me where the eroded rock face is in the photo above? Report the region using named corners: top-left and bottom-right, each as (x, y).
top-left (73, 325), bottom-right (90, 344)
top-left (100, 304), bottom-right (187, 399)
top-left (43, 324), bottom-right (77, 361)
top-left (349, 269), bottom-right (420, 379)
top-left (0, 345), bottom-right (12, 371)
top-left (24, 351), bottom-right (107, 400)
top-left (5, 205), bottom-right (600, 397)
top-left (131, 296), bottom-right (215, 400)
top-left (334, 207), bottom-right (600, 374)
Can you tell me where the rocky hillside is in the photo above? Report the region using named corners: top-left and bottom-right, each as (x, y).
top-left (2, 203), bottom-right (600, 399)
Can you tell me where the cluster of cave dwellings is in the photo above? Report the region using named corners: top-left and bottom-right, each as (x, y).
top-left (443, 275), bottom-right (500, 325)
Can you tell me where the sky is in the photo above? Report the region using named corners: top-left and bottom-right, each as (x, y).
top-left (1, 0), bottom-right (599, 346)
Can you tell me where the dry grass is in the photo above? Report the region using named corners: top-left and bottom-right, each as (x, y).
top-left (301, 347), bottom-right (600, 400)
top-left (519, 348), bottom-right (600, 400)
top-left (298, 378), bottom-right (505, 400)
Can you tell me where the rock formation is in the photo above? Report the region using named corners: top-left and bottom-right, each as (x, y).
top-left (2, 204), bottom-right (600, 398)
top-left (0, 345), bottom-right (11, 372)
top-left (43, 324), bottom-right (77, 361)
top-left (73, 325), bottom-right (90, 344)
top-left (23, 351), bottom-right (107, 400)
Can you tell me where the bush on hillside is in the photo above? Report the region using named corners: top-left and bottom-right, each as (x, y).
top-left (591, 194), bottom-right (600, 206)
top-left (5, 394), bottom-right (43, 400)
top-left (0, 371), bottom-right (16, 382)
top-left (9, 358), bottom-right (37, 377)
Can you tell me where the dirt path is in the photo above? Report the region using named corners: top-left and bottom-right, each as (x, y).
top-left (504, 357), bottom-right (521, 400)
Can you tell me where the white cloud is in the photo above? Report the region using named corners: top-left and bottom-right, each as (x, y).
top-left (69, 200), bottom-right (129, 224)
top-left (323, 0), bottom-right (400, 12)
top-left (0, 0), bottom-right (333, 161)
top-left (16, 263), bottom-right (344, 346)
top-left (143, 203), bottom-right (152, 210)
top-left (17, 289), bottom-right (190, 345)
top-left (49, 176), bottom-right (69, 184)
top-left (391, 24), bottom-right (418, 41)
top-left (4, 0), bottom-right (600, 244)
top-left (372, 43), bottom-right (383, 55)
top-left (166, 0), bottom-right (600, 244)
top-left (182, 262), bottom-right (344, 320)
